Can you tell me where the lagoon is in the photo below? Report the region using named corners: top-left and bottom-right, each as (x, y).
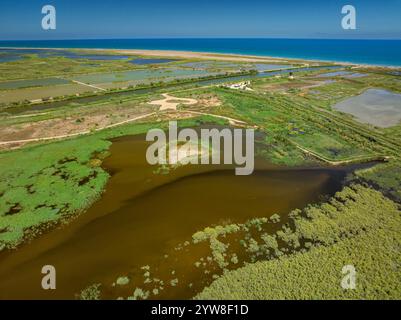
top-left (317, 71), bottom-right (367, 78)
top-left (333, 89), bottom-right (401, 128)
top-left (0, 130), bottom-right (359, 299)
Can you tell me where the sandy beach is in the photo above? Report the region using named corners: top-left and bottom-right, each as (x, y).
top-left (4, 46), bottom-right (401, 69)
top-left (113, 48), bottom-right (294, 63)
top-left (92, 48), bottom-right (401, 69)
top-left (1, 46), bottom-right (320, 65)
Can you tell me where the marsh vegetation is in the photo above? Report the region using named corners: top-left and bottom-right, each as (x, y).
top-left (0, 49), bottom-right (400, 300)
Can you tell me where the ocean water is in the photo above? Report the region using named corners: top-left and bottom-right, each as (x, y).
top-left (0, 39), bottom-right (401, 66)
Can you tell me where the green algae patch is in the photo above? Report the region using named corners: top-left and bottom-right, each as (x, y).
top-left (0, 137), bottom-right (111, 249)
top-left (354, 161), bottom-right (401, 202)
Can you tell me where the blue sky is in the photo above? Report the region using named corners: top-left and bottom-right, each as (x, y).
top-left (0, 0), bottom-right (400, 40)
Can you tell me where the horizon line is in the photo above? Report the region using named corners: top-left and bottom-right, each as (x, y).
top-left (1, 37), bottom-right (401, 42)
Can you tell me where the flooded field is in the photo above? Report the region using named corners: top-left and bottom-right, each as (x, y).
top-left (333, 88), bottom-right (401, 127)
top-left (1, 65), bottom-right (342, 113)
top-left (130, 58), bottom-right (178, 65)
top-left (180, 61), bottom-right (293, 72)
top-left (180, 61), bottom-right (241, 70)
top-left (0, 131), bottom-right (357, 299)
top-left (0, 77), bottom-right (71, 90)
top-left (71, 68), bottom-right (213, 85)
top-left (317, 71), bottom-right (366, 78)
top-left (251, 63), bottom-right (293, 71)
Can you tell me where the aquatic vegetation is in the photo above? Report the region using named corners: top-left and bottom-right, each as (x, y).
top-left (269, 213), bottom-right (280, 223)
top-left (78, 283), bottom-right (102, 300)
top-left (128, 288), bottom-right (150, 300)
top-left (116, 276), bottom-right (130, 286)
top-left (188, 183), bottom-right (401, 274)
top-left (197, 224), bottom-right (401, 299)
top-left (276, 226), bottom-right (301, 249)
top-left (170, 279), bottom-right (179, 287)
top-left (192, 224), bottom-right (241, 244)
top-left (230, 254), bottom-right (239, 264)
top-left (210, 237), bottom-right (229, 269)
top-left (192, 224), bottom-right (242, 269)
top-left (0, 137), bottom-right (111, 248)
top-left (354, 161), bottom-right (401, 202)
top-left (246, 238), bottom-right (260, 253)
top-left (260, 234), bottom-right (279, 253)
top-left (153, 164), bottom-right (171, 175)
top-left (1, 54), bottom-right (400, 300)
top-left (196, 185), bottom-right (401, 299)
top-left (0, 117), bottom-right (210, 249)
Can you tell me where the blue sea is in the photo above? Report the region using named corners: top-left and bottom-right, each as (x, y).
top-left (0, 38), bottom-right (401, 67)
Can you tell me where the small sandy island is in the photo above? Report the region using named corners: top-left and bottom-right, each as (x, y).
top-left (149, 94), bottom-right (198, 111)
top-left (114, 49), bottom-right (292, 63)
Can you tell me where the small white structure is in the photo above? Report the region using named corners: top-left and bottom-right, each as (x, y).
top-left (225, 81), bottom-right (253, 91)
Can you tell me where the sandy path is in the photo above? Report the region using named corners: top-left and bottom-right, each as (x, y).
top-left (6, 112), bottom-right (50, 119)
top-left (185, 110), bottom-right (246, 125)
top-left (148, 94), bottom-right (198, 111)
top-left (114, 49), bottom-right (290, 63)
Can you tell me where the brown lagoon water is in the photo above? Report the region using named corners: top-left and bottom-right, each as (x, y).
top-left (0, 132), bottom-right (358, 299)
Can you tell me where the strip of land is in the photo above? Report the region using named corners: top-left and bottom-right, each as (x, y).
top-left (0, 48), bottom-right (400, 300)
